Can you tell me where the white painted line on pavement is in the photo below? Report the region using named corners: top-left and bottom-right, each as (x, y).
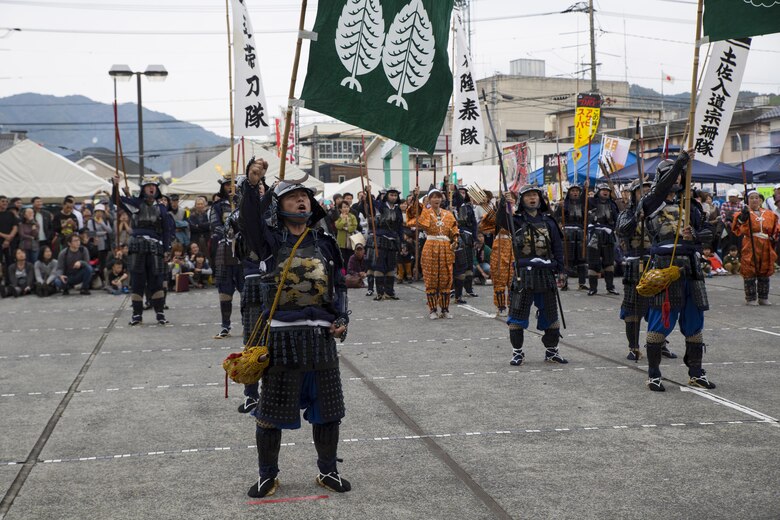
top-left (680, 386), bottom-right (779, 426)
top-left (749, 328), bottom-right (780, 337)
top-left (457, 304), bottom-right (495, 318)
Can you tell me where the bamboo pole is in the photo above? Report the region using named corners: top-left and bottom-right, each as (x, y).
top-left (278, 0), bottom-right (309, 181)
top-left (683, 0), bottom-right (705, 229)
top-left (413, 159), bottom-right (421, 281)
top-left (556, 137), bottom-right (568, 276)
top-left (736, 132), bottom-right (760, 274)
top-left (225, 0), bottom-right (236, 211)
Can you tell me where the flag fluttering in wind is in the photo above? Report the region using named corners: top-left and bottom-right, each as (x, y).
top-left (452, 10), bottom-right (484, 164)
top-left (693, 38), bottom-right (751, 166)
top-left (232, 0), bottom-right (271, 136)
top-left (300, 0), bottom-right (455, 154)
top-left (703, 0), bottom-right (780, 42)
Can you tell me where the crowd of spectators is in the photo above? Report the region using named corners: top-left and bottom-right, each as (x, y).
top-left (0, 192), bottom-right (221, 299)
top-left (2, 183), bottom-right (779, 298)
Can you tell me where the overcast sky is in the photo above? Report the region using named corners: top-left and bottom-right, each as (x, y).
top-left (2, 0), bottom-right (779, 143)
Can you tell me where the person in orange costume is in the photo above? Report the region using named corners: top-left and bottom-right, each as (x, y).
top-left (479, 193), bottom-right (515, 316)
top-left (732, 190), bottom-right (780, 305)
top-left (408, 187), bottom-right (459, 319)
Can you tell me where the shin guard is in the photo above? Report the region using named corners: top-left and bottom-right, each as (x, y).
top-left (313, 422), bottom-right (340, 475)
top-left (646, 342), bottom-right (663, 379)
top-left (684, 342), bottom-right (704, 377)
top-left (256, 426), bottom-right (282, 479)
top-left (744, 277), bottom-right (757, 301)
top-left (220, 299), bottom-right (233, 329)
top-left (758, 277), bottom-right (770, 301)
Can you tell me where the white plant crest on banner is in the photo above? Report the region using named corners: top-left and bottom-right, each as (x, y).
top-left (383, 0), bottom-right (435, 110)
top-left (336, 0), bottom-right (386, 92)
top-left (452, 11), bottom-right (483, 164)
top-left (233, 0), bottom-right (271, 136)
top-left (693, 38), bottom-right (751, 166)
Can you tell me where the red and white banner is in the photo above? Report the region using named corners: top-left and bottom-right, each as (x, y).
top-left (274, 117), bottom-right (296, 164)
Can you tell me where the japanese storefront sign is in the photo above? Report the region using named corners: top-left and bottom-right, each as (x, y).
top-left (693, 38), bottom-right (751, 166)
top-left (573, 93), bottom-right (601, 150)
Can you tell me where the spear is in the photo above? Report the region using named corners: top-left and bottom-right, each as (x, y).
top-left (482, 89), bottom-right (565, 328)
top-left (361, 133), bottom-right (380, 264)
top-left (556, 137), bottom-right (569, 279)
top-left (224, 0), bottom-right (235, 211)
top-left (413, 157), bottom-right (421, 281)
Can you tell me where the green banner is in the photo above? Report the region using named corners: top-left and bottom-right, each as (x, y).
top-left (300, 0), bottom-right (454, 154)
top-left (703, 0), bottom-right (780, 42)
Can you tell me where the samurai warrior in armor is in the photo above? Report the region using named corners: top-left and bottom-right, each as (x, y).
top-left (452, 186), bottom-right (479, 304)
top-left (240, 170), bottom-right (351, 497)
top-left (555, 184), bottom-right (588, 290)
top-left (236, 157), bottom-right (272, 414)
top-left (617, 179), bottom-right (678, 362)
top-left (640, 151), bottom-right (715, 391)
top-left (586, 183), bottom-right (620, 296)
top-left (112, 175), bottom-right (173, 326)
top-left (499, 185), bottom-right (568, 366)
top-left (370, 186), bottom-right (403, 300)
top-left (211, 177), bottom-right (245, 339)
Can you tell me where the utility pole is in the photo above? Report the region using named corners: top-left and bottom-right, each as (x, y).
top-left (588, 0), bottom-right (598, 92)
top-left (312, 125), bottom-right (320, 180)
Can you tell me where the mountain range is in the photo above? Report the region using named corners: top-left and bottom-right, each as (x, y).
top-left (0, 93), bottom-right (229, 175)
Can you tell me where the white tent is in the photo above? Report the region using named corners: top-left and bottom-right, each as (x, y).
top-left (322, 176), bottom-right (384, 202)
top-left (451, 165), bottom-right (501, 193)
top-left (0, 140), bottom-right (112, 200)
top-left (169, 141), bottom-right (323, 195)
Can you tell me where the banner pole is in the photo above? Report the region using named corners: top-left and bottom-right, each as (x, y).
top-left (413, 158), bottom-right (421, 281)
top-left (225, 0), bottom-right (236, 210)
top-left (279, 0), bottom-right (308, 181)
top-left (581, 117), bottom-right (594, 259)
top-left (684, 0), bottom-right (705, 229)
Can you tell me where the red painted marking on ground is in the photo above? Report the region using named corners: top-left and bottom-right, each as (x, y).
top-left (247, 494), bottom-right (329, 505)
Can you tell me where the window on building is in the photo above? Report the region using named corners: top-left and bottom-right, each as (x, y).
top-left (568, 126), bottom-right (575, 137)
top-left (770, 130), bottom-right (780, 149)
top-left (601, 117), bottom-right (617, 130)
top-left (319, 139), bottom-right (366, 160)
top-left (338, 175), bottom-right (346, 183)
top-left (731, 134), bottom-right (750, 152)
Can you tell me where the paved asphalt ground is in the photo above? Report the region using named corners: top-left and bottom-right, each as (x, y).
top-left (1, 273), bottom-right (778, 519)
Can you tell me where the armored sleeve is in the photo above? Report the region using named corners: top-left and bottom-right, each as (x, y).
top-left (616, 208), bottom-right (639, 240)
top-left (642, 151), bottom-right (690, 216)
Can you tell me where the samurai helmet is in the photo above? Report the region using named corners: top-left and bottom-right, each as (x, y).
top-left (273, 174), bottom-right (327, 226)
top-left (140, 176), bottom-right (162, 199)
top-left (518, 184), bottom-right (548, 212)
top-left (629, 179), bottom-right (652, 193)
top-left (596, 183), bottom-right (611, 193)
top-left (386, 186), bottom-right (401, 194)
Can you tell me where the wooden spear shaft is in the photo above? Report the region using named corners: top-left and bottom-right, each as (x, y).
top-left (278, 0), bottom-right (308, 182)
top-left (684, 0), bottom-right (705, 228)
top-left (225, 0), bottom-right (235, 211)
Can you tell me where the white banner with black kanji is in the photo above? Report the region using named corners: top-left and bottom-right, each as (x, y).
top-left (233, 0), bottom-right (271, 136)
top-left (693, 38), bottom-right (750, 166)
top-left (452, 11), bottom-right (484, 164)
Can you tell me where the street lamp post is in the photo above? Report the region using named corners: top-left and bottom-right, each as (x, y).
top-left (109, 64), bottom-right (168, 182)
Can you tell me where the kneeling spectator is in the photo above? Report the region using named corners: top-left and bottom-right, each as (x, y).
top-left (5, 249), bottom-right (34, 297)
top-left (34, 245), bottom-right (58, 296)
top-left (723, 245), bottom-right (741, 275)
top-left (55, 234), bottom-right (93, 295)
top-left (190, 252), bottom-right (212, 288)
top-left (346, 243), bottom-right (368, 288)
top-left (105, 260), bottom-right (129, 295)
